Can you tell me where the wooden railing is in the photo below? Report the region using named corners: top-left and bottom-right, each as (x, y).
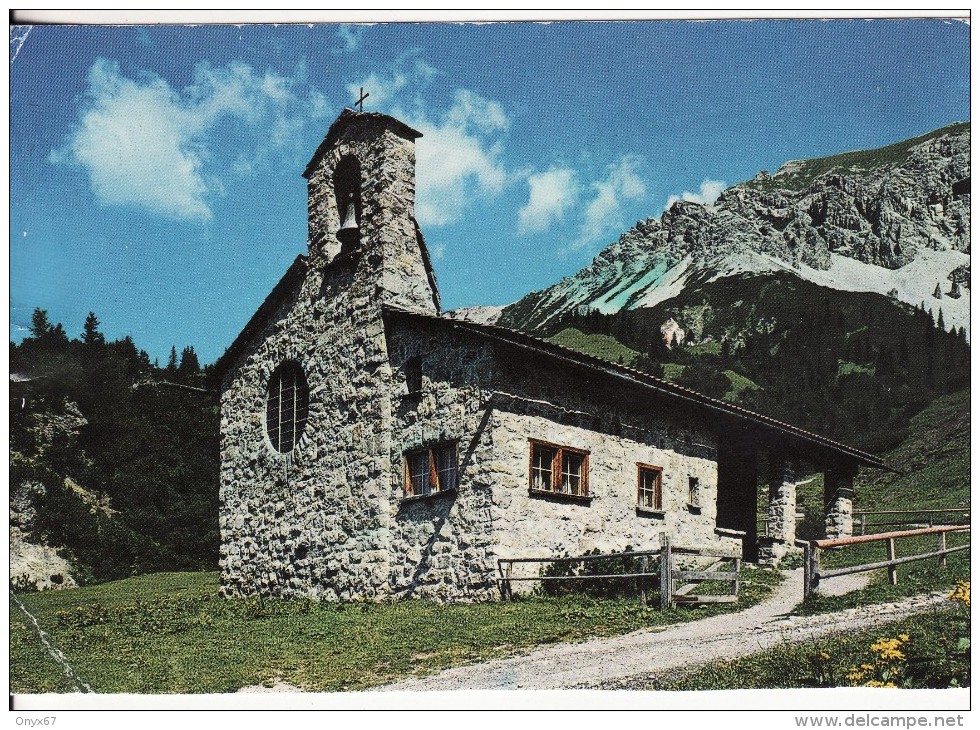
top-left (803, 525), bottom-right (970, 600)
top-left (758, 508), bottom-right (969, 538)
top-left (854, 508), bottom-right (969, 535)
top-left (497, 537), bottom-right (741, 608)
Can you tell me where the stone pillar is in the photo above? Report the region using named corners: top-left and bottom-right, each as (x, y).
top-left (758, 456), bottom-right (800, 565)
top-left (824, 466), bottom-right (856, 538)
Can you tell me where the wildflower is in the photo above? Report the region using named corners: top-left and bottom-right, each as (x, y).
top-left (948, 581), bottom-right (970, 607)
top-left (870, 638), bottom-right (905, 661)
top-left (820, 652), bottom-right (830, 660)
top-left (898, 634), bottom-right (909, 642)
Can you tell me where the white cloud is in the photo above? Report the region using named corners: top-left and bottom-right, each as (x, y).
top-left (410, 90), bottom-right (510, 227)
top-left (665, 178), bottom-right (726, 210)
top-left (346, 56), bottom-right (510, 228)
top-left (335, 25), bottom-right (367, 53)
top-left (574, 155), bottom-right (647, 250)
top-left (517, 167), bottom-right (579, 235)
top-left (51, 58), bottom-right (327, 221)
top-left (346, 53), bottom-right (436, 110)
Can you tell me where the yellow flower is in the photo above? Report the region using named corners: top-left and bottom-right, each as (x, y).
top-left (948, 581), bottom-right (970, 607)
top-left (820, 652), bottom-right (830, 660)
top-left (898, 634), bottom-right (909, 642)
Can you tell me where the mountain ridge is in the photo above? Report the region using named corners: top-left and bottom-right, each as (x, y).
top-left (497, 122), bottom-right (971, 335)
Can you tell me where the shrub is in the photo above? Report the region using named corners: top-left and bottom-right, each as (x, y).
top-left (540, 548), bottom-right (658, 600)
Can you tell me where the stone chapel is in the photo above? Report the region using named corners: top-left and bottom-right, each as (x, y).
top-left (215, 108), bottom-right (884, 601)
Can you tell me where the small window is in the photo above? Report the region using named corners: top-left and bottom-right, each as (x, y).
top-left (404, 356), bottom-right (423, 393)
top-left (404, 443), bottom-right (458, 498)
top-left (637, 464), bottom-right (663, 511)
top-left (688, 476), bottom-right (701, 508)
top-left (529, 440), bottom-right (589, 498)
top-left (266, 361), bottom-right (310, 453)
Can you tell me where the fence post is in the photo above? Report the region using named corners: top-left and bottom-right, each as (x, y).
top-left (939, 531), bottom-right (947, 568)
top-left (660, 534), bottom-right (672, 610)
top-left (887, 538), bottom-right (898, 585)
top-left (640, 555), bottom-right (648, 607)
top-left (733, 558), bottom-right (741, 600)
top-left (804, 542), bottom-right (820, 601)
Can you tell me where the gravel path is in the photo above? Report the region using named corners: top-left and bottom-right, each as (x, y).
top-left (380, 570), bottom-right (949, 691)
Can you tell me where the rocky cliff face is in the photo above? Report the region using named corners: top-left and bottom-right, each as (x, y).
top-left (9, 403), bottom-right (90, 591)
top-left (500, 123), bottom-right (971, 334)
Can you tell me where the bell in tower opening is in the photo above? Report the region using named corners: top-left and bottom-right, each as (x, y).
top-left (333, 155), bottom-right (362, 251)
top-left (337, 189), bottom-right (360, 248)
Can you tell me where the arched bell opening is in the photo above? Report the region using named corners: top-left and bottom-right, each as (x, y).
top-left (333, 155), bottom-right (362, 250)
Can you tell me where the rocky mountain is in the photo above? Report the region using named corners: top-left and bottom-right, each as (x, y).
top-left (499, 123), bottom-right (971, 336)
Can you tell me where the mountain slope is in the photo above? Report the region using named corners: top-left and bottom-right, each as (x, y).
top-left (545, 270), bottom-right (970, 452)
top-left (500, 123), bottom-right (971, 335)
top-left (10, 314), bottom-right (220, 587)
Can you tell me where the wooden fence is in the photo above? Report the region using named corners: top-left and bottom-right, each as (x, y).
top-left (497, 537), bottom-right (740, 608)
top-left (803, 524), bottom-right (970, 600)
top-left (758, 508), bottom-right (968, 538)
top-left (853, 508), bottom-right (969, 535)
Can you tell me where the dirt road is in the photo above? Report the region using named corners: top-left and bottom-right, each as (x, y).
top-left (380, 570), bottom-right (948, 691)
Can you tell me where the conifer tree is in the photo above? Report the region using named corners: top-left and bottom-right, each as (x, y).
top-left (81, 311), bottom-right (106, 346)
top-left (166, 346), bottom-right (178, 373)
top-left (30, 308), bottom-right (52, 338)
top-left (179, 346), bottom-right (200, 374)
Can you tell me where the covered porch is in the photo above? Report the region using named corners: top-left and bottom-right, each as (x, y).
top-left (714, 430), bottom-right (884, 565)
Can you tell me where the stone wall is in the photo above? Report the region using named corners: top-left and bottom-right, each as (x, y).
top-left (219, 112), bottom-right (436, 600)
top-left (385, 320), bottom-right (739, 599)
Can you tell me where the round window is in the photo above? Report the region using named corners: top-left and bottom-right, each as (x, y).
top-left (266, 361), bottom-right (309, 453)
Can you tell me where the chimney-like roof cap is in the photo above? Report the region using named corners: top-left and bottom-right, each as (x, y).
top-left (302, 108), bottom-right (423, 179)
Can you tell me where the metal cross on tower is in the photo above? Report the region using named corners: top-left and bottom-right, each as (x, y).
top-left (354, 87), bottom-right (369, 112)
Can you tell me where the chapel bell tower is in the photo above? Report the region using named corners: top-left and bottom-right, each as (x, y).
top-left (301, 106), bottom-right (439, 314)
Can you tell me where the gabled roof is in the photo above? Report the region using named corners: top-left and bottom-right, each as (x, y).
top-left (303, 108), bottom-right (424, 179)
top-left (381, 306), bottom-right (886, 470)
top-left (211, 255), bottom-right (308, 384)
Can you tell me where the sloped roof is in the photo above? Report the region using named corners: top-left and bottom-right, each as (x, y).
top-left (382, 305), bottom-right (886, 470)
top-left (211, 255), bottom-right (308, 384)
top-left (303, 108), bottom-right (423, 179)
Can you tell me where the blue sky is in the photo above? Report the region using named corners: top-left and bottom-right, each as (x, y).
top-left (9, 19), bottom-right (969, 365)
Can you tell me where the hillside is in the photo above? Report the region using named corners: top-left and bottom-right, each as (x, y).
top-left (853, 388), bottom-right (970, 513)
top-left (10, 310), bottom-right (219, 588)
top-left (534, 271), bottom-right (969, 453)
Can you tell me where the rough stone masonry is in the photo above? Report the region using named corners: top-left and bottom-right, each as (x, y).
top-left (216, 108), bottom-right (878, 602)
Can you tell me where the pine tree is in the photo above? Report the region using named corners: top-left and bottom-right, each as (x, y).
top-left (30, 308), bottom-right (52, 338)
top-left (178, 346), bottom-right (200, 374)
top-left (166, 346), bottom-right (178, 373)
top-left (933, 282), bottom-right (943, 299)
top-left (937, 308), bottom-right (946, 332)
top-left (81, 311), bottom-right (106, 346)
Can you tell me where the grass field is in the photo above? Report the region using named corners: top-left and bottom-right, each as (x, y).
top-left (12, 390), bottom-right (969, 693)
top-left (545, 327), bottom-right (640, 366)
top-left (10, 568), bottom-right (781, 694)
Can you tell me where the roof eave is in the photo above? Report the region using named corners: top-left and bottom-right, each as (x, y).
top-left (211, 255), bottom-right (309, 385)
top-left (380, 305), bottom-right (886, 470)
